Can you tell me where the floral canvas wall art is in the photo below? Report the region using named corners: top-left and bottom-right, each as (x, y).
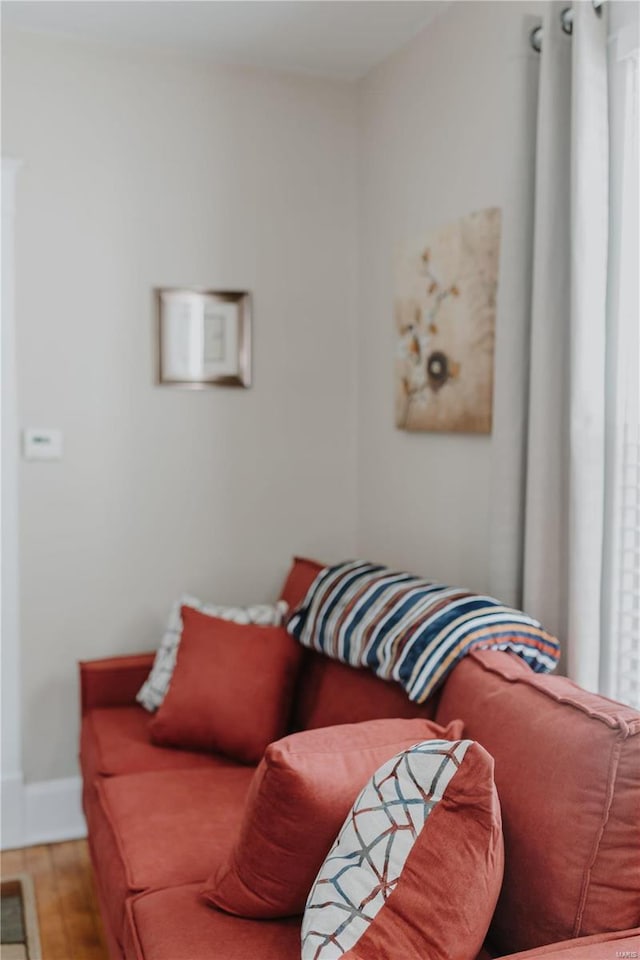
top-left (395, 207), bottom-right (501, 433)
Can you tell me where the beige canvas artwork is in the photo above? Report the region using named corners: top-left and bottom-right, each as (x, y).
top-left (395, 207), bottom-right (501, 433)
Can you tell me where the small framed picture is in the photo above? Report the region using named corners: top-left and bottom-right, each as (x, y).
top-left (156, 288), bottom-right (251, 388)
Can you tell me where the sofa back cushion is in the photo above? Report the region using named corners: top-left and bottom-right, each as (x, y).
top-left (435, 650), bottom-right (640, 954)
top-left (279, 557), bottom-right (325, 610)
top-left (294, 652), bottom-right (439, 730)
top-left (279, 557), bottom-right (440, 729)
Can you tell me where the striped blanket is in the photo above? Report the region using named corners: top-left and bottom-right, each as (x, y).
top-left (287, 560), bottom-right (560, 703)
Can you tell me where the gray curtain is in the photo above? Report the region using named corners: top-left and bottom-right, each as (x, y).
top-left (491, 1), bottom-right (610, 690)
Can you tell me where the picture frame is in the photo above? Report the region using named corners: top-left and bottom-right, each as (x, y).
top-left (394, 208), bottom-right (501, 434)
top-left (156, 288), bottom-right (251, 388)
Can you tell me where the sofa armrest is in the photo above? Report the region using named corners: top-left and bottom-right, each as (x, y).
top-left (496, 928), bottom-right (640, 960)
top-left (79, 653), bottom-right (155, 714)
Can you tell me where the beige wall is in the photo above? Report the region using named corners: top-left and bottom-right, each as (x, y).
top-left (5, 1), bottom-right (546, 784)
top-left (355, 1), bottom-right (542, 599)
top-left (2, 32), bottom-right (358, 781)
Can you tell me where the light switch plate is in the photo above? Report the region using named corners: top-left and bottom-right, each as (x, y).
top-left (23, 428), bottom-right (63, 460)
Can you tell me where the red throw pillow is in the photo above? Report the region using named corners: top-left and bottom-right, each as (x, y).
top-left (202, 716), bottom-right (464, 918)
top-left (302, 739), bottom-right (504, 960)
top-left (149, 607), bottom-right (303, 764)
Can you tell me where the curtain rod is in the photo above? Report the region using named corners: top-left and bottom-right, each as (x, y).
top-left (530, 0), bottom-right (604, 52)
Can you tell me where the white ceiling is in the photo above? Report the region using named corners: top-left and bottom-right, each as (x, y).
top-left (0, 1), bottom-right (446, 81)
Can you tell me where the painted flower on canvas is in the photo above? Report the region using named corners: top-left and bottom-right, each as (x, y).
top-left (395, 207), bottom-right (501, 433)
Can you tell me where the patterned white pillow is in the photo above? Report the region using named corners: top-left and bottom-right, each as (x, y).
top-left (301, 738), bottom-right (503, 960)
top-left (136, 595), bottom-right (289, 712)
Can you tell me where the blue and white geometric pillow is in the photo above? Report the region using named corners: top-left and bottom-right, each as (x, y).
top-left (136, 595), bottom-right (289, 711)
top-left (301, 738), bottom-right (502, 960)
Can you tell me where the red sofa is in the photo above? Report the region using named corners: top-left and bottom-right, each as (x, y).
top-left (79, 560), bottom-right (640, 960)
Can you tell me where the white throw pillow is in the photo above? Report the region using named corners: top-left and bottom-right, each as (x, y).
top-left (136, 595), bottom-right (289, 712)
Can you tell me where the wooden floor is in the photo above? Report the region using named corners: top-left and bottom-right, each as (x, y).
top-left (1, 840), bottom-right (110, 960)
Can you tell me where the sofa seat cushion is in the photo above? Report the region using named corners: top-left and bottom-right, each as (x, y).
top-left (81, 707), bottom-right (223, 785)
top-left (90, 767), bottom-right (254, 944)
top-left (436, 650), bottom-right (640, 954)
top-left (124, 884), bottom-right (302, 960)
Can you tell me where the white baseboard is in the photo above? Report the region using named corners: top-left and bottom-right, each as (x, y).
top-left (1, 774), bottom-right (25, 850)
top-left (1, 775), bottom-right (86, 849)
top-left (25, 776), bottom-right (86, 846)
